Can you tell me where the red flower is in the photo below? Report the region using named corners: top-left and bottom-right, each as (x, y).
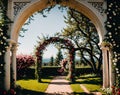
top-left (117, 91), bottom-right (120, 95)
top-left (112, 86), bottom-right (116, 94)
top-left (10, 89), bottom-right (15, 95)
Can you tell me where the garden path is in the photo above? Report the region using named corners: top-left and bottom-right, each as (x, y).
top-left (45, 76), bottom-right (74, 95)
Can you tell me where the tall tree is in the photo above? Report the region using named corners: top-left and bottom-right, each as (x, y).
top-left (54, 49), bottom-right (63, 66)
top-left (50, 56), bottom-right (54, 66)
top-left (56, 8), bottom-right (102, 75)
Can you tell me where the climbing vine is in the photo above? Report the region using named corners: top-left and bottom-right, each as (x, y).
top-left (105, 0), bottom-right (120, 93)
top-left (35, 37), bottom-right (75, 82)
top-left (0, 0), bottom-right (10, 90)
top-left (0, 0), bottom-right (16, 94)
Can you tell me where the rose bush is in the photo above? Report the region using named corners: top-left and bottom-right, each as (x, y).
top-left (16, 54), bottom-right (35, 78)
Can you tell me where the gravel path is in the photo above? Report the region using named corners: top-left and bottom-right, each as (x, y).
top-left (45, 76), bottom-right (74, 95)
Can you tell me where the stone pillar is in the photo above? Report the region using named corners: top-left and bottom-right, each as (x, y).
top-left (4, 45), bottom-right (11, 91)
top-left (101, 46), bottom-right (109, 88)
top-left (11, 44), bottom-right (17, 88)
top-left (109, 50), bottom-right (114, 89)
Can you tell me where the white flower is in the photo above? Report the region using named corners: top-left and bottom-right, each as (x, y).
top-left (114, 62), bottom-right (116, 66)
top-left (112, 11), bottom-right (116, 16)
top-left (1, 32), bottom-right (3, 35)
top-left (107, 25), bottom-right (112, 28)
top-left (109, 17), bottom-right (112, 19)
top-left (108, 32), bottom-right (111, 35)
top-left (116, 71), bottom-right (119, 74)
top-left (118, 74), bottom-right (120, 77)
top-left (111, 39), bottom-right (114, 41)
top-left (117, 45), bottom-right (119, 47)
top-left (2, 50), bottom-right (5, 53)
top-left (116, 68), bottom-right (118, 71)
top-left (1, 64), bottom-right (3, 66)
top-left (113, 23), bottom-right (115, 25)
top-left (115, 28), bottom-right (117, 31)
top-left (109, 35), bottom-right (112, 38)
top-left (115, 54), bottom-right (118, 57)
top-left (0, 41), bottom-right (3, 44)
top-left (3, 36), bottom-right (6, 40)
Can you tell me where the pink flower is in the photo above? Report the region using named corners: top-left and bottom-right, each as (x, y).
top-left (3, 91), bottom-right (7, 95)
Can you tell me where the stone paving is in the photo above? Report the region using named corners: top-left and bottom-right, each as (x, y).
top-left (45, 76), bottom-right (102, 95)
top-left (45, 76), bottom-right (74, 95)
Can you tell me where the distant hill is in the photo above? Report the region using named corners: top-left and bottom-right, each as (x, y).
top-left (43, 58), bottom-right (50, 63)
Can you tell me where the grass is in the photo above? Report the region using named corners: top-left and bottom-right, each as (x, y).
top-left (71, 83), bottom-right (83, 93)
top-left (70, 74), bottom-right (103, 94)
top-left (16, 74), bottom-right (105, 95)
top-left (16, 76), bottom-right (53, 95)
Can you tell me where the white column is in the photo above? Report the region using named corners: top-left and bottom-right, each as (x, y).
top-left (4, 46), bottom-right (11, 91)
top-left (109, 50), bottom-right (114, 89)
top-left (11, 45), bottom-right (17, 88)
top-left (101, 46), bottom-right (109, 88)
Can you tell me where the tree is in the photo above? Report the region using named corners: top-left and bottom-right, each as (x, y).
top-left (50, 56), bottom-right (54, 66)
top-left (55, 8), bottom-right (102, 75)
top-left (54, 49), bottom-right (63, 66)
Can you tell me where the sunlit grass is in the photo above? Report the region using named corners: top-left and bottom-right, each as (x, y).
top-left (71, 82), bottom-right (84, 93)
top-left (70, 74), bottom-right (103, 94)
top-left (16, 77), bottom-right (53, 92)
top-left (83, 84), bottom-right (101, 92)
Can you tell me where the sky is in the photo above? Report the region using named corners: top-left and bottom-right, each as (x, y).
top-left (17, 5), bottom-right (67, 58)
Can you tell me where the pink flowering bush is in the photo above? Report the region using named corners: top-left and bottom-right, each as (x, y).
top-left (16, 54), bottom-right (35, 78)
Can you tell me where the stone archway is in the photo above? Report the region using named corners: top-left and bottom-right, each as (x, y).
top-left (10, 0), bottom-right (106, 42)
top-left (35, 37), bottom-right (75, 82)
top-left (5, 0), bottom-right (112, 91)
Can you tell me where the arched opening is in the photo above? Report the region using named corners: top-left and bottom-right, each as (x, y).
top-left (5, 0), bottom-right (110, 92)
top-left (35, 37), bottom-right (75, 82)
top-left (11, 0), bottom-right (105, 43)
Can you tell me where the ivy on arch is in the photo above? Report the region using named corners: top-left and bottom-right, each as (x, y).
top-left (35, 37), bottom-right (75, 82)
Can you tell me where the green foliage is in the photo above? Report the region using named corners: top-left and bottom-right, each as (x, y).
top-left (54, 49), bottom-right (63, 66)
top-left (56, 8), bottom-right (102, 75)
top-left (0, 0), bottom-right (10, 89)
top-left (105, 0), bottom-right (120, 89)
top-left (0, 0), bottom-right (9, 56)
top-left (50, 56), bottom-right (54, 66)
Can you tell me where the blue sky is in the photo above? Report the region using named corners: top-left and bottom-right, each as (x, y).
top-left (17, 6), bottom-right (67, 58)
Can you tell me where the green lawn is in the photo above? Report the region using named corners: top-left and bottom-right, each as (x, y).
top-left (16, 74), bottom-right (104, 95)
top-left (16, 76), bottom-right (53, 95)
top-left (70, 74), bottom-right (104, 94)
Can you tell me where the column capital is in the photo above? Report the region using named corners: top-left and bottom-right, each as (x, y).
top-left (5, 39), bottom-right (17, 51)
top-left (7, 39), bottom-right (17, 44)
top-left (99, 41), bottom-right (112, 51)
top-left (11, 44), bottom-right (18, 53)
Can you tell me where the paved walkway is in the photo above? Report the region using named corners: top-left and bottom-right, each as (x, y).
top-left (45, 76), bottom-right (74, 95)
top-left (45, 76), bottom-right (102, 95)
